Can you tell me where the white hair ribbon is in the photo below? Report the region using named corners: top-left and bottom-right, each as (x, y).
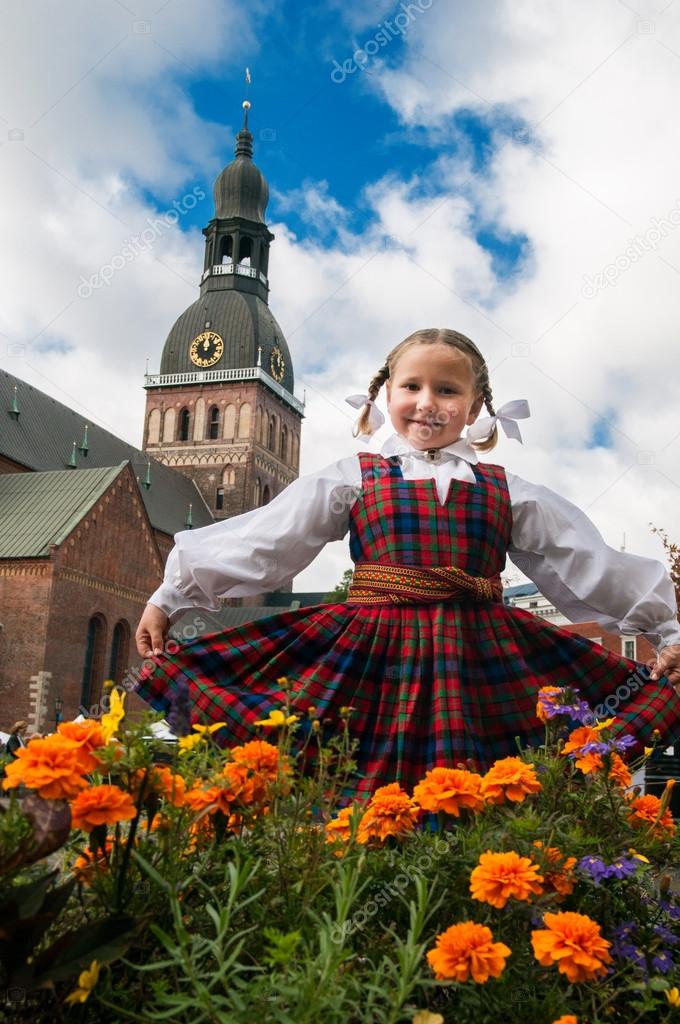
top-left (345, 394), bottom-right (386, 439)
top-left (466, 399), bottom-right (531, 444)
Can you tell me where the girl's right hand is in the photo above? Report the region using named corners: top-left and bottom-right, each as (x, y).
top-left (135, 603), bottom-right (170, 658)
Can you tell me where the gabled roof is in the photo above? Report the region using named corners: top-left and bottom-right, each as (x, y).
top-left (0, 463), bottom-right (125, 557)
top-left (0, 369), bottom-right (213, 536)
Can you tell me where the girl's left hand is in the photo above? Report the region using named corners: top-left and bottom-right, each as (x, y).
top-left (647, 643), bottom-right (680, 693)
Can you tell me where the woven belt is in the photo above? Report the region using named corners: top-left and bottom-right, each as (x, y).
top-left (346, 562), bottom-right (503, 606)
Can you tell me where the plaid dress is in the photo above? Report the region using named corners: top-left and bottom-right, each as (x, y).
top-left (136, 452), bottom-right (680, 800)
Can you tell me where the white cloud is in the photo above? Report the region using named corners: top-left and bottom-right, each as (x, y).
top-left (2, 0), bottom-right (680, 603)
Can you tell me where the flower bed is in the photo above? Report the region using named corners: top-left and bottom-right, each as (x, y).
top-left (1, 682), bottom-right (680, 1023)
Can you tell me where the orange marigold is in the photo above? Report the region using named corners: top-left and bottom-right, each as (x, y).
top-left (72, 838), bottom-right (114, 885)
top-left (551, 1017), bottom-right (578, 1024)
top-left (356, 783), bottom-right (420, 844)
top-left (531, 911), bottom-right (612, 982)
top-left (426, 921), bottom-right (511, 983)
top-left (536, 686), bottom-right (564, 724)
top-left (132, 766), bottom-right (187, 807)
top-left (70, 784), bottom-right (137, 832)
top-left (480, 757), bottom-right (542, 804)
top-left (184, 786), bottom-right (221, 813)
top-left (627, 793), bottom-right (676, 836)
top-left (470, 850), bottom-right (544, 909)
top-left (533, 842), bottom-right (577, 898)
top-left (561, 726), bottom-right (601, 757)
top-left (230, 739), bottom-right (284, 778)
top-left (57, 721), bottom-right (108, 772)
top-left (325, 805), bottom-right (358, 844)
top-left (413, 767), bottom-right (484, 817)
top-left (2, 735), bottom-right (87, 800)
top-left (222, 762), bottom-right (258, 805)
top-left (609, 753), bottom-right (632, 789)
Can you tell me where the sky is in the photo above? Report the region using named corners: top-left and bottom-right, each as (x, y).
top-left (2, 0), bottom-right (680, 594)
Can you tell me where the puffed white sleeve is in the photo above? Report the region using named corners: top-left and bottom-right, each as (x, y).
top-left (148, 455), bottom-right (362, 624)
top-left (506, 472), bottom-right (680, 652)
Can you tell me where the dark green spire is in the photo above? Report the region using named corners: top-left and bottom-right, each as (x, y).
top-left (185, 502), bottom-right (193, 529)
top-left (8, 385), bottom-right (19, 420)
top-left (67, 441), bottom-right (77, 468)
top-left (79, 424), bottom-right (89, 457)
top-left (142, 459), bottom-right (152, 490)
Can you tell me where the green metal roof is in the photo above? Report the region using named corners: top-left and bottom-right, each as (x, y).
top-left (0, 369), bottom-right (213, 536)
top-left (0, 463), bottom-right (126, 557)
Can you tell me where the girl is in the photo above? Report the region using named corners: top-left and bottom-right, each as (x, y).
top-left (135, 328), bottom-right (680, 799)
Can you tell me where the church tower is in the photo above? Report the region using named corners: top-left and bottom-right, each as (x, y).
top-left (142, 99), bottom-right (303, 519)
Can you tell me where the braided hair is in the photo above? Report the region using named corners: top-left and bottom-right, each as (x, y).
top-left (354, 328), bottom-right (498, 452)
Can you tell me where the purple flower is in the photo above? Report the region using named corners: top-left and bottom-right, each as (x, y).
top-left (660, 900), bottom-right (680, 922)
top-left (652, 950), bottom-right (674, 974)
top-left (578, 855), bottom-right (640, 885)
top-left (581, 741), bottom-right (610, 756)
top-left (654, 923), bottom-right (680, 946)
top-left (166, 677), bottom-right (192, 737)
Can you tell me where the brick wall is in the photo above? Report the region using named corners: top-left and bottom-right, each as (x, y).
top-left (0, 464), bottom-right (165, 730)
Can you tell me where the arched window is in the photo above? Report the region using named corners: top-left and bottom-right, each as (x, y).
top-left (216, 487), bottom-right (224, 510)
top-left (81, 614), bottom-right (107, 712)
top-left (254, 478), bottom-right (261, 506)
top-left (238, 236), bottom-right (252, 264)
top-left (222, 466), bottom-right (235, 487)
top-left (280, 425), bottom-right (287, 461)
top-left (238, 402), bottom-right (251, 439)
top-left (268, 415), bottom-right (276, 450)
top-left (218, 235), bottom-right (233, 264)
top-left (262, 484), bottom-right (271, 505)
top-left (163, 407), bottom-right (176, 442)
top-left (147, 408), bottom-right (161, 445)
top-left (208, 405), bottom-right (220, 440)
top-left (108, 621), bottom-right (129, 685)
top-left (179, 408), bottom-right (190, 441)
top-left (193, 398), bottom-right (205, 441)
top-left (223, 404), bottom-right (236, 439)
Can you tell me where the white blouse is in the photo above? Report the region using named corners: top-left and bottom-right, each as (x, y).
top-left (148, 433), bottom-right (680, 652)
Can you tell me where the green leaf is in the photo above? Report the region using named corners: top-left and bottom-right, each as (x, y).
top-left (32, 915), bottom-right (136, 984)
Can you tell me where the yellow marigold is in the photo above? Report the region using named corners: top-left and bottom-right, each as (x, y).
top-left (536, 686), bottom-right (564, 723)
top-left (64, 960), bottom-right (100, 1005)
top-left (2, 735), bottom-right (87, 800)
top-left (470, 850), bottom-right (544, 909)
top-left (412, 1013), bottom-right (444, 1024)
top-left (666, 988), bottom-right (680, 1007)
top-left (480, 757), bottom-right (542, 804)
top-left (531, 911), bottom-right (612, 982)
top-left (627, 793), bottom-right (676, 836)
top-left (413, 767), bottom-right (484, 817)
top-left (609, 752), bottom-right (632, 789)
top-left (356, 783), bottom-right (420, 844)
top-left (533, 842), bottom-right (577, 898)
top-left (57, 721), bottom-right (107, 772)
top-left (72, 838), bottom-right (113, 885)
top-left (70, 784), bottom-right (137, 832)
top-left (100, 689), bottom-right (125, 742)
top-left (426, 921), bottom-right (511, 983)
top-left (254, 708), bottom-right (299, 727)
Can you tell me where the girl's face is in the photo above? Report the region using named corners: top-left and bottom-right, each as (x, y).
top-left (385, 343), bottom-right (484, 450)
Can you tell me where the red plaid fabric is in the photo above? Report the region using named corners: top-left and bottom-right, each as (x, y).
top-left (136, 453), bottom-right (680, 800)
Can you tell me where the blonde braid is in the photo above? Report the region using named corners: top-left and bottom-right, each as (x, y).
top-left (470, 374), bottom-right (498, 453)
top-left (353, 363), bottom-right (389, 437)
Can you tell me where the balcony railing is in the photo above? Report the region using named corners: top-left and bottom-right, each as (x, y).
top-left (144, 366), bottom-right (305, 415)
top-left (201, 262), bottom-right (268, 285)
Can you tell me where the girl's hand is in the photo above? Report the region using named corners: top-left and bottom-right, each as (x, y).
top-left (647, 643), bottom-right (680, 694)
top-left (135, 603), bottom-right (170, 659)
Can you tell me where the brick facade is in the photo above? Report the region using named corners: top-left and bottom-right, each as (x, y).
top-left (0, 463), bottom-right (163, 730)
top-left (143, 379), bottom-right (300, 518)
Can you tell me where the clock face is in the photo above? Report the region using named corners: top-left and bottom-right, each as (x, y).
top-left (270, 345), bottom-right (285, 382)
top-left (189, 331), bottom-right (224, 368)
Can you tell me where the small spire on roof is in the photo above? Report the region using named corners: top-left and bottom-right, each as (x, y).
top-left (79, 424), bottom-right (89, 456)
top-left (142, 459), bottom-right (152, 490)
top-left (8, 385), bottom-right (19, 420)
top-left (185, 502), bottom-right (193, 529)
top-left (67, 441), bottom-right (77, 469)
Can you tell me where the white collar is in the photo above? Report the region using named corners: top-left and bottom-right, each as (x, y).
top-left (380, 432), bottom-right (480, 465)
